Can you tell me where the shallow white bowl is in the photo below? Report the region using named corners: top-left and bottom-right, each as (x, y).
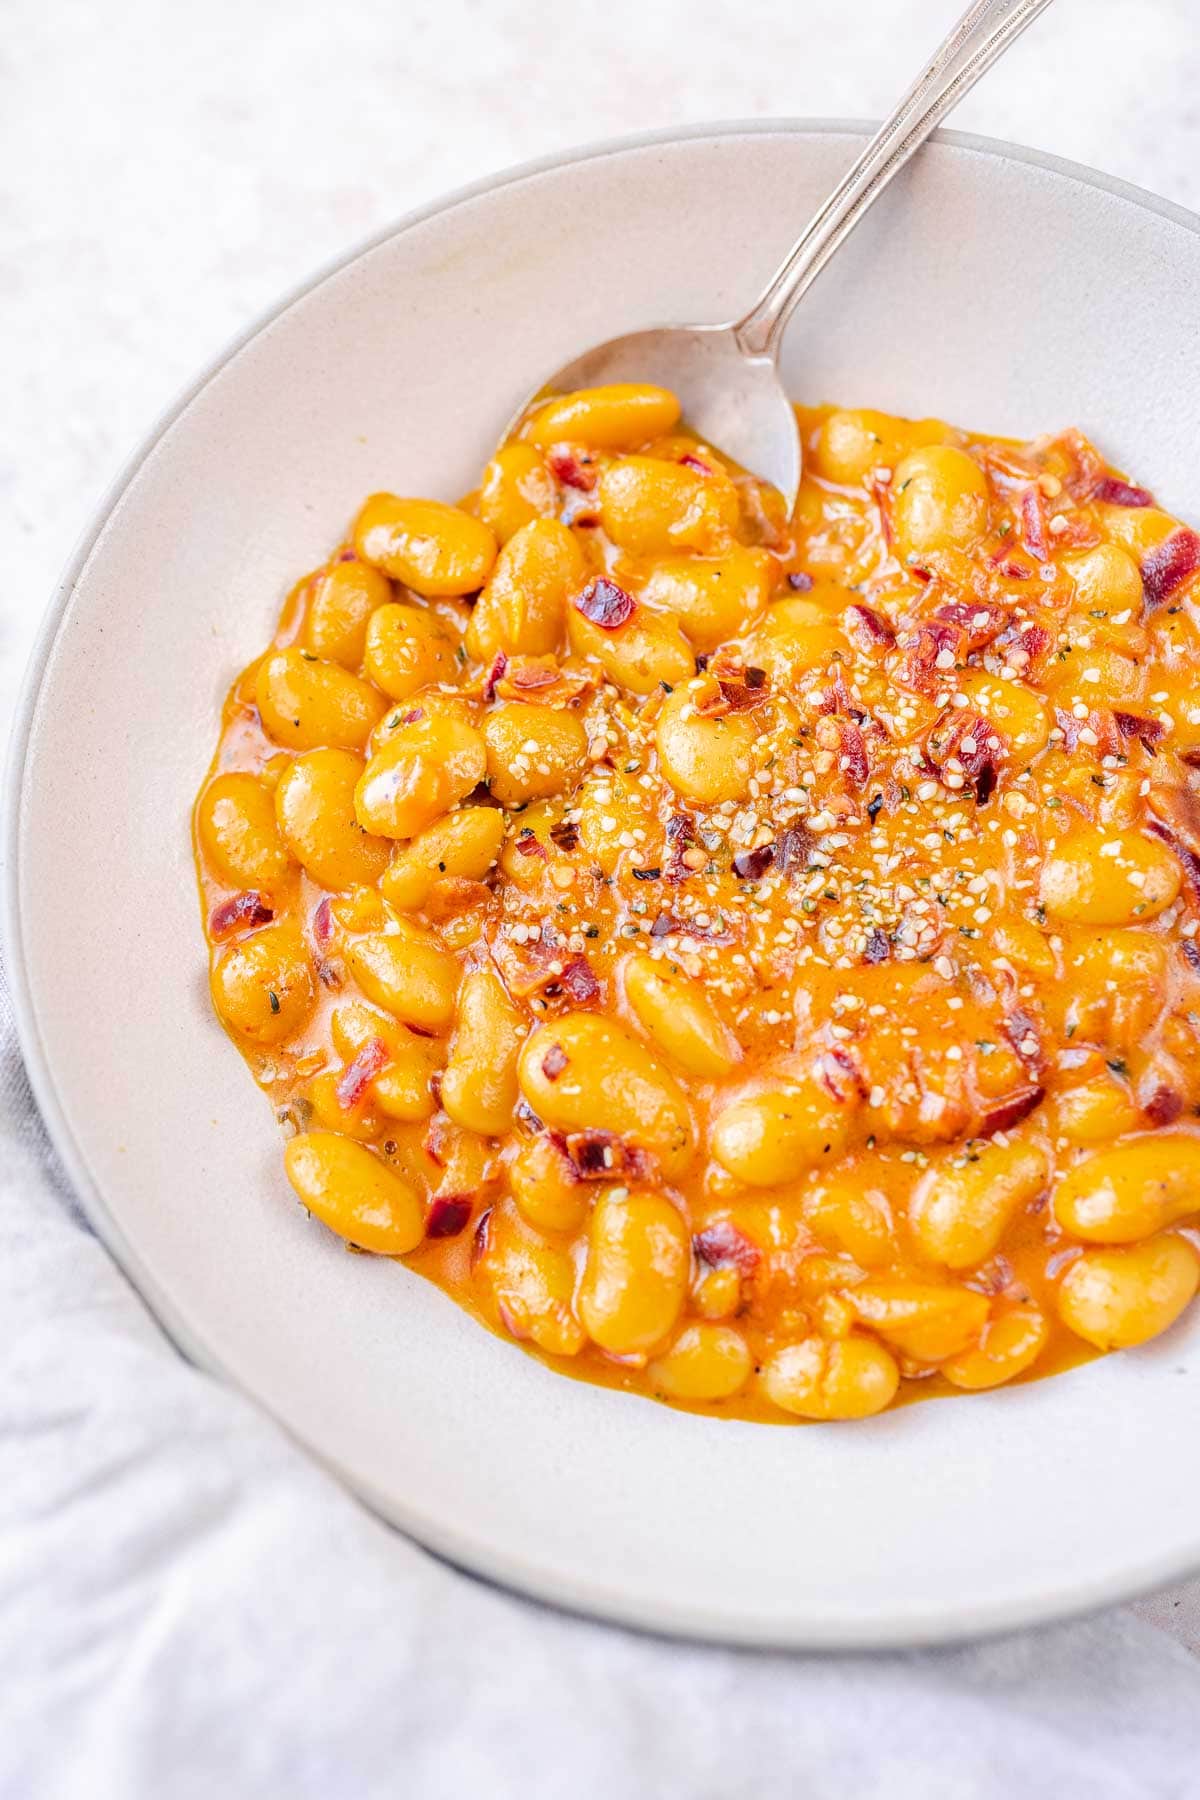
top-left (7, 124), bottom-right (1200, 1649)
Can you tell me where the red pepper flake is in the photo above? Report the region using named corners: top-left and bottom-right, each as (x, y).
top-left (210, 891), bottom-right (274, 938)
top-left (787, 570), bottom-right (814, 592)
top-left (694, 1221), bottom-right (761, 1276)
top-left (839, 719), bottom-right (870, 788)
top-left (541, 1043), bottom-right (569, 1081)
top-left (575, 577), bottom-right (635, 629)
top-left (732, 844), bottom-right (774, 880)
top-left (679, 452), bottom-right (712, 475)
top-left (978, 1085), bottom-right (1044, 1137)
top-left (312, 895), bottom-right (334, 949)
top-left (1093, 476), bottom-right (1154, 508)
top-left (564, 1130), bottom-right (652, 1181)
top-left (863, 926), bottom-right (890, 964)
top-left (514, 831), bottom-right (547, 859)
top-left (1142, 1085), bottom-right (1184, 1127)
top-left (389, 707), bottom-right (425, 728)
top-left (845, 602), bottom-right (896, 652)
top-left (426, 1194), bottom-right (473, 1238)
top-left (899, 619), bottom-right (964, 694)
top-left (933, 599), bottom-right (1007, 650)
top-left (710, 657), bottom-right (772, 712)
top-left (818, 1046), bottom-right (867, 1105)
top-left (337, 548), bottom-right (358, 563)
top-left (1002, 621), bottom-right (1053, 675)
top-left (509, 662), bottom-right (558, 690)
top-left (549, 819), bottom-right (580, 851)
top-left (1018, 485), bottom-right (1050, 561)
top-left (470, 1206), bottom-right (493, 1267)
top-left (1142, 529), bottom-right (1200, 606)
top-left (775, 823), bottom-right (815, 873)
top-left (483, 651), bottom-right (508, 699)
top-left (560, 956), bottom-right (601, 1004)
top-left (547, 445), bottom-right (597, 491)
top-left (1114, 711), bottom-right (1166, 753)
top-left (335, 1037), bottom-right (389, 1110)
top-left (925, 708), bottom-right (1004, 804)
top-left (1003, 1007), bottom-right (1044, 1070)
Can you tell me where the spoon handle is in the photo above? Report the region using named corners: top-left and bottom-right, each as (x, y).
top-left (734, 0), bottom-right (1058, 359)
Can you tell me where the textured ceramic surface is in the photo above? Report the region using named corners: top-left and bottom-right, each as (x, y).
top-left (7, 125), bottom-right (1200, 1648)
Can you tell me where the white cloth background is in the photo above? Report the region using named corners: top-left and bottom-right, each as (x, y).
top-left (4, 1), bottom-right (1200, 1793)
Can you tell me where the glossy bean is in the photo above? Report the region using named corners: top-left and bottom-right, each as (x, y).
top-left (761, 1334), bottom-right (900, 1420)
top-left (577, 1186), bottom-right (691, 1356)
top-left (710, 1083), bottom-right (853, 1188)
top-left (637, 548), bottom-right (772, 652)
top-left (483, 701), bottom-right (589, 806)
top-left (623, 953), bottom-right (740, 1078)
top-left (346, 926), bottom-right (460, 1032)
top-left (353, 494), bottom-right (497, 596)
top-left (197, 771), bottom-right (293, 891)
top-left (478, 443), bottom-right (558, 542)
top-left (466, 518), bottom-right (585, 661)
top-left (381, 806), bottom-right (505, 909)
top-left (517, 1013), bottom-right (694, 1176)
top-left (354, 712), bottom-right (487, 838)
top-left (363, 602), bottom-right (459, 700)
top-left (302, 558), bottom-right (392, 668)
top-left (647, 1323), bottom-right (752, 1401)
top-left (910, 1133), bottom-right (1049, 1269)
top-left (1039, 827), bottom-right (1181, 925)
top-left (526, 384), bottom-right (681, 451)
top-left (1058, 1234), bottom-right (1200, 1350)
top-left (654, 681), bottom-right (757, 804)
top-left (1053, 1133), bottom-right (1200, 1242)
top-left (274, 749), bottom-right (390, 890)
top-left (440, 970), bottom-right (524, 1137)
top-left (284, 1131), bottom-right (424, 1254)
top-left (210, 923), bottom-right (315, 1044)
top-left (256, 649), bottom-right (387, 752)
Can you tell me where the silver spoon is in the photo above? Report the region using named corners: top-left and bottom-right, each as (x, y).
top-left (510, 0), bottom-right (1057, 510)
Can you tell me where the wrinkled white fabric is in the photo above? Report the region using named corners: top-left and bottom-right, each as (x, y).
top-left (7, 0), bottom-right (1200, 1791)
top-left (4, 967), bottom-right (1200, 1799)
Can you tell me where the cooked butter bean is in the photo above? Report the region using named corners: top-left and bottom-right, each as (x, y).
top-left (1058, 1233), bottom-right (1200, 1350)
top-left (655, 681), bottom-right (757, 804)
top-left (517, 1014), bottom-right (694, 1176)
top-left (956, 670), bottom-right (1050, 765)
top-left (567, 598), bottom-right (693, 696)
top-left (1039, 827), bottom-right (1181, 924)
top-left (892, 445), bottom-right (990, 559)
top-left (210, 923), bottom-right (315, 1044)
top-left (305, 1068), bottom-right (385, 1142)
top-left (744, 596), bottom-right (850, 685)
top-left (381, 806), bottom-right (505, 909)
top-left (363, 603), bottom-right (459, 700)
top-left (526, 384), bottom-right (681, 451)
top-left (466, 518), bottom-right (585, 661)
top-left (637, 548), bottom-right (772, 652)
top-left (623, 953), bottom-right (740, 1078)
top-left (284, 1131), bottom-right (424, 1254)
top-left (941, 1302), bottom-right (1050, 1390)
top-left (1051, 1072), bottom-right (1141, 1145)
top-left (478, 443), bottom-right (558, 542)
top-left (577, 769), bottom-right (656, 875)
top-left (648, 1323), bottom-right (752, 1402)
top-left (710, 1084), bottom-right (853, 1188)
top-left (1053, 1133), bottom-right (1200, 1242)
top-left (354, 712), bottom-right (486, 838)
top-left (353, 494), bottom-right (497, 596)
top-left (256, 650), bottom-right (387, 753)
top-left (509, 1134), bottom-right (588, 1234)
top-left (910, 1133), bottom-right (1049, 1269)
top-left (812, 409), bottom-right (948, 485)
top-left (1063, 541), bottom-right (1144, 614)
top-left (330, 1001), bottom-right (444, 1123)
top-left (482, 1208), bottom-right (586, 1357)
top-left (197, 771), bottom-right (293, 890)
top-left (440, 970), bottom-right (524, 1137)
top-left (303, 558), bottom-right (392, 667)
top-left (598, 456), bottom-right (741, 556)
top-left (843, 1279), bottom-right (990, 1362)
top-left (804, 1167), bottom-right (896, 1268)
top-left (347, 926), bottom-right (459, 1032)
top-left (761, 1334), bottom-right (900, 1420)
top-left (577, 1186), bottom-right (691, 1355)
top-left (275, 749), bottom-right (390, 891)
top-left (483, 701), bottom-right (588, 806)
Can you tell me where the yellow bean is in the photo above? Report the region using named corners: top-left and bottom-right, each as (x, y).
top-left (353, 494), bottom-right (497, 596)
top-left (466, 518), bottom-right (585, 661)
top-left (803, 1166), bottom-right (896, 1268)
top-left (210, 923), bottom-right (315, 1044)
top-left (354, 712), bottom-right (487, 838)
top-left (648, 1323), bottom-right (752, 1401)
top-left (576, 769), bottom-right (656, 876)
top-left (744, 596), bottom-right (851, 686)
top-left (1039, 827), bottom-right (1181, 925)
top-left (481, 1208), bottom-right (586, 1357)
top-left (843, 1280), bottom-right (990, 1362)
top-left (577, 1186), bottom-right (691, 1356)
top-left (302, 558), bottom-right (392, 668)
top-left (381, 807), bottom-right (505, 909)
top-left (517, 1013), bottom-right (694, 1176)
top-left (1062, 541), bottom-right (1144, 614)
top-left (256, 650), bottom-right (387, 753)
top-left (941, 1302), bottom-right (1050, 1390)
top-left (567, 595), bottom-right (693, 696)
top-left (654, 681), bottom-right (757, 804)
top-left (284, 1131), bottom-right (424, 1254)
top-left (330, 1002), bottom-right (445, 1122)
top-left (440, 969), bottom-right (524, 1137)
top-left (197, 771), bottom-right (293, 891)
top-left (761, 1334), bottom-right (900, 1420)
top-left (811, 409), bottom-right (948, 485)
top-left (1050, 1073), bottom-right (1141, 1145)
top-left (955, 669), bottom-right (1050, 765)
top-left (478, 443), bottom-right (558, 543)
top-left (623, 953), bottom-right (740, 1077)
top-left (363, 602), bottom-right (459, 700)
top-left (482, 701), bottom-right (589, 806)
top-left (274, 749), bottom-right (390, 891)
top-left (1094, 503), bottom-right (1178, 563)
top-left (1053, 1133), bottom-right (1200, 1242)
top-left (637, 548), bottom-right (772, 652)
top-left (892, 445), bottom-right (990, 559)
top-left (598, 456), bottom-right (740, 556)
top-left (304, 1068), bottom-right (385, 1142)
top-left (526, 384), bottom-right (681, 451)
top-left (710, 1083), bottom-right (852, 1188)
top-left (346, 926), bottom-right (460, 1032)
top-left (509, 1134), bottom-right (589, 1234)
top-left (909, 1133), bottom-right (1049, 1269)
top-left (1058, 1233), bottom-right (1200, 1350)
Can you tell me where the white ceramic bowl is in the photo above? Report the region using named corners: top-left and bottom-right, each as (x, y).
top-left (7, 124), bottom-right (1200, 1648)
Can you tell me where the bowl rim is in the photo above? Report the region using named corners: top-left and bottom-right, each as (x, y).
top-left (6, 119), bottom-right (1200, 1650)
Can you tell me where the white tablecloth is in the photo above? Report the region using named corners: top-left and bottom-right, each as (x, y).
top-left (4, 1), bottom-right (1200, 1792)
